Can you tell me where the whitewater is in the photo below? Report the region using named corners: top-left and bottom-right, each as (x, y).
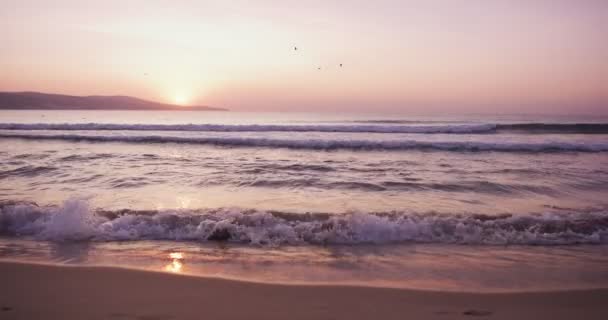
top-left (2, 199), bottom-right (607, 245)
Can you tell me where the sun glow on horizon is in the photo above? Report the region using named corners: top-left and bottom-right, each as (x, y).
top-left (1, 0), bottom-right (606, 114)
top-left (173, 94), bottom-right (188, 106)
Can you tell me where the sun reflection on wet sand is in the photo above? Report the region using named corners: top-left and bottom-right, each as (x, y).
top-left (169, 252), bottom-right (184, 260)
top-left (164, 252), bottom-right (185, 273)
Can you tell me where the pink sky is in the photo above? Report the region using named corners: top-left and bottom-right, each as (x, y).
top-left (1, 0), bottom-right (607, 113)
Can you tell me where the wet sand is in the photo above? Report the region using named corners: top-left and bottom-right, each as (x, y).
top-left (1, 261), bottom-right (607, 320)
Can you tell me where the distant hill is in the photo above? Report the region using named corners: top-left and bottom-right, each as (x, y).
top-left (0, 92), bottom-right (226, 111)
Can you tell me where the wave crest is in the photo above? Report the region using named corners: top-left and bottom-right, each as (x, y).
top-left (2, 122), bottom-right (608, 134)
top-left (0, 123), bottom-right (497, 134)
top-left (1, 199), bottom-right (607, 245)
top-left (1, 133), bottom-right (607, 152)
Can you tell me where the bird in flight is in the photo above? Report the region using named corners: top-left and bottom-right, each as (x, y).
top-left (291, 45), bottom-right (343, 71)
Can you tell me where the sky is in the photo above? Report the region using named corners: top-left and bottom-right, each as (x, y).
top-left (1, 0), bottom-right (607, 114)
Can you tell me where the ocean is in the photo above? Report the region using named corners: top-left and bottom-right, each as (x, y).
top-left (1, 110), bottom-right (607, 292)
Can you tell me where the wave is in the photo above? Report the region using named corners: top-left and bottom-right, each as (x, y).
top-left (1, 199), bottom-right (607, 245)
top-left (1, 132), bottom-right (607, 152)
top-left (2, 122), bottom-right (608, 134)
top-left (0, 122), bottom-right (498, 134)
top-left (345, 120), bottom-right (463, 124)
top-left (0, 165), bottom-right (57, 179)
top-left (496, 123), bottom-right (608, 134)
top-left (236, 179), bottom-right (555, 194)
top-left (348, 122), bottom-right (608, 134)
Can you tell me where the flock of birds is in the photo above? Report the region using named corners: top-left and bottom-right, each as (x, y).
top-left (142, 45), bottom-right (343, 76)
top-left (294, 46), bottom-right (342, 70)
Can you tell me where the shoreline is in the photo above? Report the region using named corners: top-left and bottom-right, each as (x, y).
top-left (2, 261), bottom-right (607, 320)
top-left (2, 258), bottom-right (608, 294)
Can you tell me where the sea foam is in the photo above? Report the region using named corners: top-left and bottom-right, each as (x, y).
top-left (1, 199), bottom-right (606, 245)
top-left (1, 133), bottom-right (607, 152)
top-left (0, 122), bottom-right (497, 133)
top-left (2, 122), bottom-right (607, 133)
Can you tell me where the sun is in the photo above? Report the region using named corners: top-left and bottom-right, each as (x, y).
top-left (173, 94), bottom-right (188, 106)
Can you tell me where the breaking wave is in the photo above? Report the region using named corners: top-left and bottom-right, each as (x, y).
top-left (1, 132), bottom-right (607, 152)
top-left (2, 122), bottom-right (608, 133)
top-left (1, 199), bottom-right (607, 245)
top-left (0, 122), bottom-right (497, 133)
top-left (497, 123), bottom-right (608, 134)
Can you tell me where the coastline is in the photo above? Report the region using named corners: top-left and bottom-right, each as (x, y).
top-left (1, 261), bottom-right (607, 320)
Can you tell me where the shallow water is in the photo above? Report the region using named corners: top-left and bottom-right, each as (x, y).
top-left (2, 239), bottom-right (608, 292)
top-left (1, 111), bottom-right (607, 291)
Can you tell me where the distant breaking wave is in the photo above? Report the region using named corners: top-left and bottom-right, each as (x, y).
top-left (0, 123), bottom-right (497, 133)
top-left (1, 199), bottom-right (607, 245)
top-left (1, 132), bottom-right (607, 152)
top-left (1, 122), bottom-right (608, 133)
top-left (497, 123), bottom-right (608, 134)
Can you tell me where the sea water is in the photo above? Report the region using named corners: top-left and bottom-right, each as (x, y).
top-left (1, 110), bottom-right (607, 291)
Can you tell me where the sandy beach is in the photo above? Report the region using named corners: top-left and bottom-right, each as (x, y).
top-left (0, 261), bottom-right (606, 320)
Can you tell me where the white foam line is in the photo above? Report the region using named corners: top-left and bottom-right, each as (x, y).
top-left (0, 132), bottom-right (607, 152)
top-left (1, 199), bottom-right (607, 245)
top-left (0, 123), bottom-right (498, 134)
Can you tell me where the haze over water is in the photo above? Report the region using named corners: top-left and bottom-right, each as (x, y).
top-left (1, 111), bottom-right (608, 292)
